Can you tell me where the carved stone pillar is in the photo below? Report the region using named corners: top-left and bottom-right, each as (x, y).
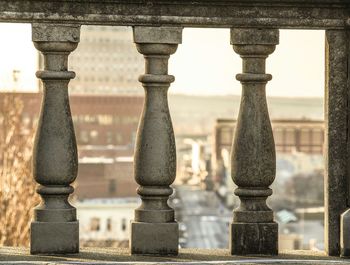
top-left (130, 26), bottom-right (182, 255)
top-left (31, 23), bottom-right (80, 254)
top-left (230, 28), bottom-right (279, 255)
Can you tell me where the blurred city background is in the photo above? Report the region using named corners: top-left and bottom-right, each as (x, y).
top-left (0, 24), bottom-right (325, 251)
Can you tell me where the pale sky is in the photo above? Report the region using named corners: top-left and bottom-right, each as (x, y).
top-left (0, 23), bottom-right (324, 98)
top-left (171, 28), bottom-right (325, 97)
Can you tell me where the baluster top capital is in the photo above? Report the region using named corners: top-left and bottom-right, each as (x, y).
top-left (133, 26), bottom-right (183, 44)
top-left (230, 28), bottom-right (279, 46)
top-left (32, 23), bottom-right (81, 43)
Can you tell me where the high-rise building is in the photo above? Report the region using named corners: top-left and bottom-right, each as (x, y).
top-left (39, 26), bottom-right (144, 95)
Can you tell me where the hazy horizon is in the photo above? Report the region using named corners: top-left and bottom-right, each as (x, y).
top-left (0, 24), bottom-right (325, 98)
top-left (0, 89), bottom-right (324, 100)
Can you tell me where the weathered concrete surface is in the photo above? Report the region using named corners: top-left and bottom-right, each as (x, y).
top-left (324, 30), bottom-right (349, 257)
top-left (0, 1), bottom-right (349, 28)
top-left (31, 24), bottom-right (80, 254)
top-left (131, 27), bottom-right (182, 255)
top-left (230, 28), bottom-right (279, 255)
top-left (230, 223), bottom-right (278, 255)
top-left (2, 247), bottom-right (350, 264)
top-left (30, 222), bottom-right (79, 255)
top-left (130, 222), bottom-right (178, 255)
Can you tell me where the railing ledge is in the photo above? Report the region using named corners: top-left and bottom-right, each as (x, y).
top-left (0, 0), bottom-right (349, 29)
top-left (2, 247), bottom-right (350, 264)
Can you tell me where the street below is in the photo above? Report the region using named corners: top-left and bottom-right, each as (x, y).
top-left (174, 185), bottom-right (232, 249)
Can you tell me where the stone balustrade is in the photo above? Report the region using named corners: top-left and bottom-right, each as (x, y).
top-left (0, 0), bottom-right (349, 260)
top-left (131, 26), bottom-right (182, 255)
top-left (31, 23), bottom-right (80, 254)
top-left (230, 28), bottom-right (279, 255)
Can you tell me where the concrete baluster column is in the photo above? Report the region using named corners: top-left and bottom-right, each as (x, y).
top-left (31, 23), bottom-right (80, 254)
top-left (130, 26), bottom-right (182, 255)
top-left (230, 28), bottom-right (279, 255)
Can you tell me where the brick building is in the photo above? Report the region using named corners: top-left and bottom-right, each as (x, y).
top-left (214, 118), bottom-right (324, 161)
top-left (3, 92), bottom-right (142, 199)
top-left (76, 157), bottom-right (136, 199)
top-left (16, 92), bottom-right (142, 149)
top-left (213, 118), bottom-right (324, 182)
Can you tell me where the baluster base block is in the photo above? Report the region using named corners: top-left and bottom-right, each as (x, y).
top-left (130, 221), bottom-right (178, 255)
top-left (341, 208), bottom-right (350, 257)
top-left (30, 221), bottom-right (79, 254)
top-left (230, 222), bottom-right (278, 255)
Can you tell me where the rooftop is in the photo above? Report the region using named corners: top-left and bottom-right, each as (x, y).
top-left (75, 197), bottom-right (140, 206)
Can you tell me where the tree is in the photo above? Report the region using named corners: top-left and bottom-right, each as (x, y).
top-left (0, 94), bottom-right (39, 246)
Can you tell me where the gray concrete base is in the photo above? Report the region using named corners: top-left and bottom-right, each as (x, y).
top-left (341, 208), bottom-right (350, 256)
top-left (130, 221), bottom-right (178, 255)
top-left (230, 222), bottom-right (278, 255)
top-left (30, 221), bottom-right (79, 254)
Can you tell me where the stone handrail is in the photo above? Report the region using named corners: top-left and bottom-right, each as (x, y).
top-left (0, 0), bottom-right (349, 260)
top-left (0, 1), bottom-right (349, 28)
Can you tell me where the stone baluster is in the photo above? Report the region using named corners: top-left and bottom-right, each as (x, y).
top-left (230, 28), bottom-right (279, 255)
top-left (130, 26), bottom-right (182, 255)
top-left (31, 23), bottom-right (80, 254)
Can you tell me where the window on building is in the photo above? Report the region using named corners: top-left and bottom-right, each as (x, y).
top-left (84, 115), bottom-right (97, 123)
top-left (106, 218), bottom-right (112, 231)
top-left (109, 179), bottom-right (116, 194)
top-left (312, 128), bottom-right (323, 145)
top-left (80, 130), bottom-right (89, 143)
top-left (106, 131), bottom-right (113, 144)
top-left (300, 128), bottom-right (311, 145)
top-left (219, 127), bottom-right (232, 145)
top-left (116, 133), bottom-right (123, 144)
top-left (98, 115), bottom-right (113, 125)
top-left (273, 128), bottom-right (284, 145)
top-left (90, 130), bottom-right (99, 140)
top-left (90, 217), bottom-right (100, 231)
top-left (121, 218), bottom-right (127, 231)
top-left (285, 128), bottom-right (295, 145)
top-left (122, 116), bottom-right (139, 125)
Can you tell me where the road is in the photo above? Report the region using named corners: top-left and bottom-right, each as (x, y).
top-left (174, 185), bottom-right (232, 249)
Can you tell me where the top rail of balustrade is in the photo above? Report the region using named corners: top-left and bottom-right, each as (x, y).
top-left (0, 0), bottom-right (349, 29)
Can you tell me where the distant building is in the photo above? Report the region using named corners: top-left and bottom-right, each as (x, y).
top-left (13, 92), bottom-right (142, 150)
top-left (2, 92), bottom-right (143, 198)
top-left (38, 26), bottom-right (144, 95)
top-left (168, 95), bottom-right (323, 136)
top-left (212, 118), bottom-right (324, 207)
top-left (76, 156), bottom-right (137, 199)
top-left (76, 198), bottom-right (139, 244)
top-left (213, 119), bottom-right (324, 172)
